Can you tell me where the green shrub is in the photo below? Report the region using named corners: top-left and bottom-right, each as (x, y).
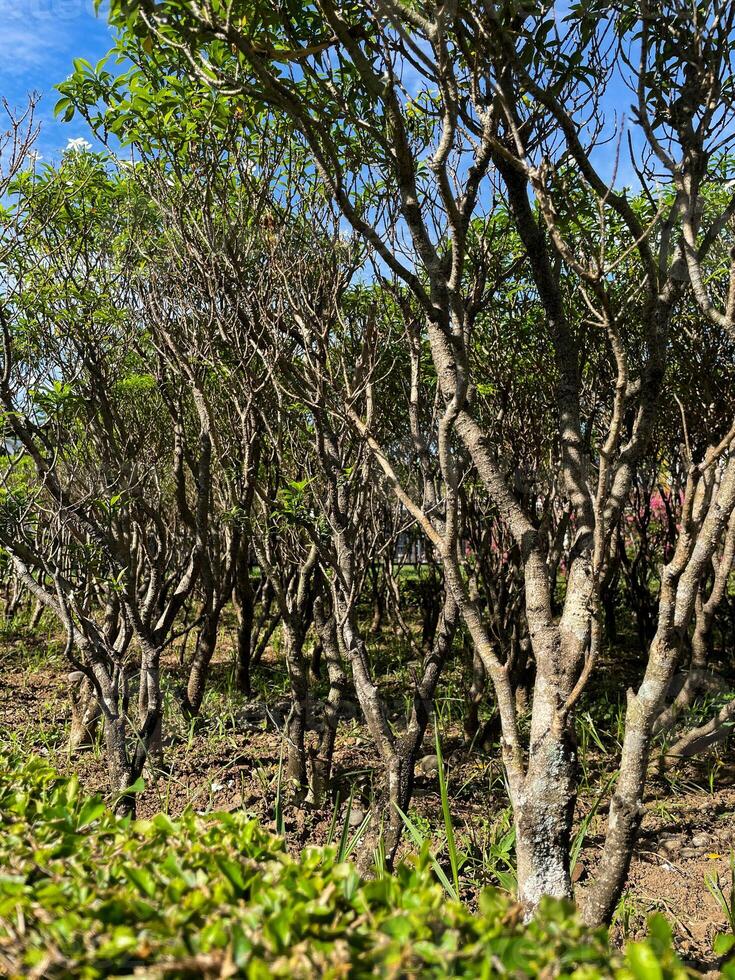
top-left (0, 748), bottom-right (689, 978)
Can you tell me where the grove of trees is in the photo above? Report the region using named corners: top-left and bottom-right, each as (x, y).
top-left (2, 0), bottom-right (735, 946)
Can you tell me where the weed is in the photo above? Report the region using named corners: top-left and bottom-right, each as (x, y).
top-left (613, 891), bottom-right (642, 939)
top-left (706, 852), bottom-right (735, 934)
top-left (435, 723), bottom-right (461, 898)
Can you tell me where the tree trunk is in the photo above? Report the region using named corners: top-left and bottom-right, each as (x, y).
top-left (660, 696), bottom-right (735, 770)
top-left (69, 675), bottom-right (101, 752)
top-left (369, 564), bottom-right (384, 637)
top-left (306, 596), bottom-right (346, 805)
top-left (464, 644), bottom-right (486, 743)
top-left (103, 713), bottom-right (135, 816)
top-left (182, 609), bottom-right (220, 720)
top-left (139, 655), bottom-right (164, 772)
top-left (356, 595), bottom-right (459, 869)
top-left (581, 461), bottom-right (735, 925)
top-left (6, 577), bottom-right (21, 621)
top-left (29, 598), bottom-right (43, 630)
top-left (309, 640), bottom-right (323, 682)
top-left (514, 728), bottom-right (577, 909)
top-left (234, 553), bottom-right (256, 695)
top-left (282, 622), bottom-right (310, 795)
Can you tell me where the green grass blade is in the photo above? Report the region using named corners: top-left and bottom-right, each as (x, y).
top-left (570, 772), bottom-right (617, 872)
top-left (274, 740), bottom-right (285, 837)
top-left (337, 787), bottom-right (355, 862)
top-left (435, 723), bottom-right (460, 899)
top-left (344, 807), bottom-right (372, 861)
top-left (395, 803), bottom-right (458, 900)
top-left (326, 788), bottom-right (341, 848)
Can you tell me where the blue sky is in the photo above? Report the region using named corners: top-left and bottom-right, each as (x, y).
top-left (0, 0), bottom-right (114, 160)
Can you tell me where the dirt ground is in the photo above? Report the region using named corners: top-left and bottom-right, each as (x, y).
top-left (1, 632), bottom-right (733, 976)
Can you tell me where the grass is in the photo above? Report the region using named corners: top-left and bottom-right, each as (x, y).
top-left (435, 722), bottom-right (462, 898)
top-left (706, 852), bottom-right (735, 934)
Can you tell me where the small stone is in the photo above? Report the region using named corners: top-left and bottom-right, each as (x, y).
top-left (348, 807), bottom-right (365, 827)
top-left (417, 754), bottom-right (439, 778)
top-left (691, 832), bottom-right (710, 849)
top-left (572, 861), bottom-right (585, 883)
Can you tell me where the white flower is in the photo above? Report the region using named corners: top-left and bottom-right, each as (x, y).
top-left (29, 150), bottom-right (42, 163)
top-left (65, 137), bottom-right (92, 153)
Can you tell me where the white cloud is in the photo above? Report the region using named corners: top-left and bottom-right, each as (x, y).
top-left (0, 2), bottom-right (101, 76)
top-left (0, 23), bottom-right (62, 73)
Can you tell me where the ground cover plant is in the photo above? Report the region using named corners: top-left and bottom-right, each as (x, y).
top-left (0, 744), bottom-right (695, 978)
top-left (1, 0), bottom-right (735, 974)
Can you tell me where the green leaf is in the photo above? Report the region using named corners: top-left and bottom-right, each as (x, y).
top-left (54, 96), bottom-right (72, 119)
top-left (715, 933), bottom-right (735, 956)
top-left (123, 865), bottom-right (157, 898)
top-left (216, 857), bottom-right (247, 893)
top-left (76, 797), bottom-right (106, 829)
top-left (626, 942), bottom-right (664, 980)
